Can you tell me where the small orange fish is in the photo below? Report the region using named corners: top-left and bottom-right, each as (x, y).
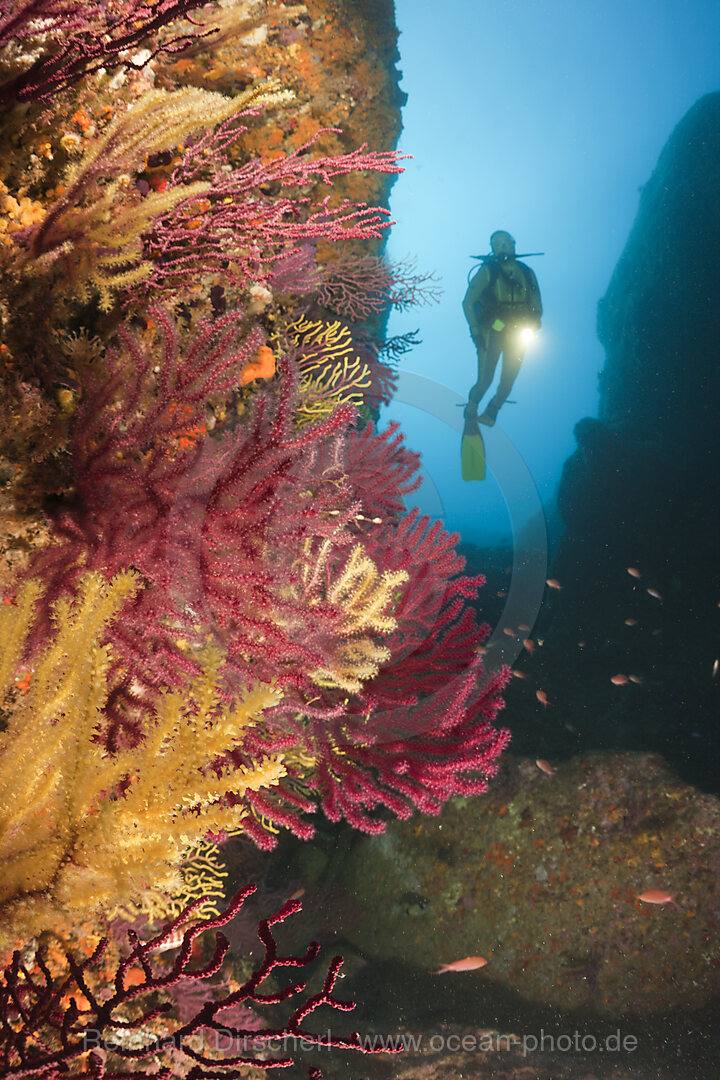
top-left (154, 927), bottom-right (204, 959)
top-left (503, 627), bottom-right (515, 637)
top-left (610, 674), bottom-right (629, 686)
top-left (535, 758), bottom-right (555, 776)
top-left (511, 669), bottom-right (526, 679)
top-left (536, 689), bottom-right (550, 707)
top-left (624, 618), bottom-right (638, 627)
top-left (518, 623), bottom-right (531, 633)
top-left (646, 588), bottom-right (663, 601)
top-left (545, 578), bottom-right (562, 590)
top-left (628, 674), bottom-right (644, 685)
top-left (636, 889), bottom-right (680, 910)
top-left (627, 567), bottom-right (642, 578)
top-left (435, 956), bottom-right (488, 974)
top-left (713, 659), bottom-right (718, 679)
top-left (522, 638), bottom-right (535, 653)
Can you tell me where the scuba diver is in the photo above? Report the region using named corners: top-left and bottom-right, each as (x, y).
top-left (462, 230), bottom-right (543, 427)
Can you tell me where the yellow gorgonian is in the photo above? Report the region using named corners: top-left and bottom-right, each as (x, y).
top-left (289, 316), bottom-right (373, 426)
top-left (301, 541), bottom-right (409, 693)
top-left (0, 571), bottom-right (284, 951)
top-left (15, 83), bottom-right (286, 310)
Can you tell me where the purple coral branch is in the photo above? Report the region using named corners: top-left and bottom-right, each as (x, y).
top-left (0, 0), bottom-right (217, 106)
top-left (142, 129), bottom-right (406, 298)
top-left (314, 254), bottom-right (443, 321)
top-left (26, 309), bottom-right (363, 744)
top-left (0, 886), bottom-right (398, 1077)
top-left (0, 2), bottom-right (99, 49)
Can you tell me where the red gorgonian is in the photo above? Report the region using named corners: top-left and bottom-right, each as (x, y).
top-left (25, 305), bottom-right (510, 846)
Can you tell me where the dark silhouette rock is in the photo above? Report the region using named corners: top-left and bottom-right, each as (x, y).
top-left (597, 92), bottom-right (720, 464)
top-left (568, 91), bottom-right (720, 576)
top-left (504, 95), bottom-right (720, 785)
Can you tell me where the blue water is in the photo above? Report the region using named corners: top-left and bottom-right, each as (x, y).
top-left (383, 0), bottom-right (720, 548)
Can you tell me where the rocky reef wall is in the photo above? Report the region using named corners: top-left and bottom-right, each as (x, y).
top-left (191, 0), bottom-right (405, 200)
top-left (0, 0), bottom-right (405, 592)
top-left (558, 92), bottom-right (720, 591)
top-left (597, 92), bottom-right (720, 462)
top-left (503, 94), bottom-right (720, 787)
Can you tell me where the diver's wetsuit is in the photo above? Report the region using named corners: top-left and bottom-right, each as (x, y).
top-left (462, 256), bottom-right (542, 422)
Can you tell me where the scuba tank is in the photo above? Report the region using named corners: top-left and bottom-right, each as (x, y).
top-left (467, 251), bottom-right (544, 285)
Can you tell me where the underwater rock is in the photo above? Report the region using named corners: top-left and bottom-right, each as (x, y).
top-left (597, 92), bottom-right (720, 462)
top-left (556, 92), bottom-right (720, 578)
top-left (557, 91), bottom-right (720, 563)
top-left (526, 95), bottom-right (720, 780)
top-left (329, 752), bottom-right (720, 1016)
top-left (206, 0), bottom-right (405, 212)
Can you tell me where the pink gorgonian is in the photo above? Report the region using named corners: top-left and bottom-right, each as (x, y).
top-left (141, 128), bottom-right (406, 300)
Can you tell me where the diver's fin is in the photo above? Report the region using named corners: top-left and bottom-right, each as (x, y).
top-left (461, 423), bottom-right (486, 482)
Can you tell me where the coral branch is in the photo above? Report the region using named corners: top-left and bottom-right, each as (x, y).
top-left (0, 0), bottom-right (217, 105)
top-left (23, 304), bottom-right (509, 843)
top-left (315, 254), bottom-right (442, 321)
top-left (0, 571), bottom-right (284, 948)
top-left (13, 83), bottom-right (282, 310)
top-left (0, 887), bottom-right (398, 1077)
top-left (142, 129), bottom-right (406, 298)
